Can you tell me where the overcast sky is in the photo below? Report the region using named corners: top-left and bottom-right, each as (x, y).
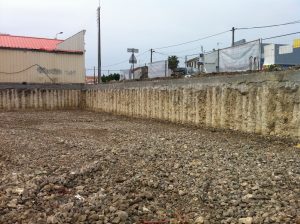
top-left (0, 0), bottom-right (300, 74)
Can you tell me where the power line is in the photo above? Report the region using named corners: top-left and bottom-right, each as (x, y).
top-left (99, 20), bottom-right (300, 68)
top-left (159, 47), bottom-right (203, 55)
top-left (101, 59), bottom-right (129, 68)
top-left (154, 51), bottom-right (185, 60)
top-left (236, 20), bottom-right (300, 30)
top-left (262, 31), bottom-right (300, 41)
top-left (154, 30), bottom-right (231, 50)
top-left (86, 68), bottom-right (120, 71)
top-left (101, 50), bottom-right (149, 68)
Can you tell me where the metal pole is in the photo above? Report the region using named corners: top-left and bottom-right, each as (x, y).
top-left (185, 56), bottom-right (187, 74)
top-left (217, 49), bottom-right (220, 73)
top-left (97, 6), bottom-right (101, 84)
top-left (93, 66), bottom-right (96, 84)
top-left (165, 60), bottom-right (167, 77)
top-left (259, 38), bottom-right (263, 71)
top-left (232, 27), bottom-right (235, 46)
top-left (132, 54), bottom-right (135, 79)
top-left (150, 49), bottom-right (153, 63)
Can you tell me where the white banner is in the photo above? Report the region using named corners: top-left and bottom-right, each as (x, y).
top-left (120, 69), bottom-right (130, 80)
top-left (219, 40), bottom-right (260, 72)
top-left (148, 60), bottom-right (170, 78)
top-left (204, 51), bottom-right (218, 73)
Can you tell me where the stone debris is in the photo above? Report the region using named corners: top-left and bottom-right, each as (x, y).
top-left (0, 111), bottom-right (299, 223)
top-left (194, 216), bottom-right (205, 223)
top-left (238, 217), bottom-right (253, 224)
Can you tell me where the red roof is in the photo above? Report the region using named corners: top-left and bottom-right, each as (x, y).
top-left (0, 34), bottom-right (75, 53)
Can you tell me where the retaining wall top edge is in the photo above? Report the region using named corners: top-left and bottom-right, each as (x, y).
top-left (0, 71), bottom-right (299, 91)
top-left (0, 83), bottom-right (84, 90)
top-left (84, 70), bottom-right (300, 90)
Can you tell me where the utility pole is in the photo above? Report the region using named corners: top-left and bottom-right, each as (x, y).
top-left (231, 27), bottom-right (235, 46)
top-left (97, 5), bottom-right (101, 84)
top-left (185, 56), bottom-right (188, 74)
top-left (150, 49), bottom-right (154, 63)
top-left (93, 66), bottom-right (96, 84)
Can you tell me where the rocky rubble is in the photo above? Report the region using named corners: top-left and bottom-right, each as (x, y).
top-left (0, 111), bottom-right (299, 223)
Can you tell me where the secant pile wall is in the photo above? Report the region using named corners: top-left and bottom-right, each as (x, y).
top-left (0, 72), bottom-right (299, 140)
top-left (0, 84), bottom-right (82, 110)
top-left (85, 71), bottom-right (300, 140)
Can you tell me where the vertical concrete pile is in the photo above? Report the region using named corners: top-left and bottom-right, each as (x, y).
top-left (85, 71), bottom-right (300, 139)
top-left (0, 71), bottom-right (299, 139)
top-left (0, 84), bottom-right (81, 110)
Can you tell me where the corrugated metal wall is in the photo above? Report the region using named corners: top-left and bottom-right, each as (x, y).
top-left (0, 49), bottom-right (85, 83)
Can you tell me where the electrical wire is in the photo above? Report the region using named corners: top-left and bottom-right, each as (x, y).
top-left (262, 31), bottom-right (300, 41)
top-left (101, 50), bottom-right (149, 68)
top-left (101, 59), bottom-right (129, 68)
top-left (236, 20), bottom-right (300, 30)
top-left (153, 30), bottom-right (231, 50)
top-left (153, 20), bottom-right (300, 51)
top-left (154, 51), bottom-right (185, 60)
top-left (165, 47), bottom-right (203, 55)
top-left (0, 64), bottom-right (55, 82)
top-left (93, 20), bottom-right (300, 69)
top-left (0, 64), bottom-right (39, 74)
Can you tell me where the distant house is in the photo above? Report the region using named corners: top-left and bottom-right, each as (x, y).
top-left (133, 66), bottom-right (148, 79)
top-left (186, 57), bottom-right (200, 69)
top-left (0, 31), bottom-right (86, 83)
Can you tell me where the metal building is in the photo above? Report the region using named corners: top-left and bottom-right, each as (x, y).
top-left (263, 42), bottom-right (300, 67)
top-left (0, 30), bottom-right (86, 83)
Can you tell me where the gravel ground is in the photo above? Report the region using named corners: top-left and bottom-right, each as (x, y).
top-left (0, 111), bottom-right (299, 224)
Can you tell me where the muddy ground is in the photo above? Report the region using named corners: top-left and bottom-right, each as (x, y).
top-left (0, 111), bottom-right (299, 224)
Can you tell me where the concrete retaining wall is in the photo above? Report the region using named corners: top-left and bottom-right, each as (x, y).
top-left (0, 84), bottom-right (82, 110)
top-left (84, 71), bottom-right (300, 140)
top-left (0, 71), bottom-right (299, 139)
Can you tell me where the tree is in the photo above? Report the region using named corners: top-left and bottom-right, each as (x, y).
top-left (101, 73), bottom-right (120, 83)
top-left (168, 55), bottom-right (179, 72)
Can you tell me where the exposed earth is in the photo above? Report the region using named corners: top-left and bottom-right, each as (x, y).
top-left (0, 111), bottom-right (299, 224)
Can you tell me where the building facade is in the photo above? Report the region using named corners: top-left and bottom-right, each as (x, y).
top-left (0, 31), bottom-right (86, 83)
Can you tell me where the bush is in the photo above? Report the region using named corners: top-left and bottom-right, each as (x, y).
top-left (101, 73), bottom-right (120, 83)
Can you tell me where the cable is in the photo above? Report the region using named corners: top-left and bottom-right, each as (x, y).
top-left (101, 50), bottom-right (149, 68)
top-left (154, 51), bottom-right (188, 60)
top-left (163, 47), bottom-right (203, 55)
top-left (236, 20), bottom-right (300, 30)
top-left (101, 59), bottom-right (129, 68)
top-left (262, 31), bottom-right (300, 41)
top-left (92, 20), bottom-right (300, 69)
top-left (0, 64), bottom-right (39, 74)
top-left (152, 20), bottom-right (300, 50)
top-left (153, 30), bottom-right (231, 50)
top-left (0, 64), bottom-right (55, 82)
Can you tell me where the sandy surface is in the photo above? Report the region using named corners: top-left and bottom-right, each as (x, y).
top-left (0, 111), bottom-right (299, 224)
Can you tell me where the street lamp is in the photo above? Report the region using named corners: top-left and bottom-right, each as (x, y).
top-left (55, 32), bottom-right (63, 39)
